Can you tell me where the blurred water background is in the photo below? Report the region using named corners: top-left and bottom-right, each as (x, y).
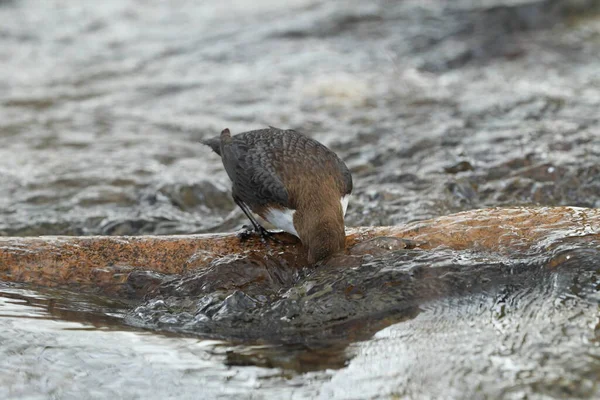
top-left (1, 0), bottom-right (600, 398)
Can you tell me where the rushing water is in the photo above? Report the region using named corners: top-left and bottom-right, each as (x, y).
top-left (1, 0), bottom-right (600, 398)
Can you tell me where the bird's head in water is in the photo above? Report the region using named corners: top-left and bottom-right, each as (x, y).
top-left (293, 195), bottom-right (346, 264)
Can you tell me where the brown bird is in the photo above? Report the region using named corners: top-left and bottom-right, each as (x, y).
top-left (202, 127), bottom-right (352, 263)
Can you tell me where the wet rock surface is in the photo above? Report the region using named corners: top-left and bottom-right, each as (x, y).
top-left (125, 236), bottom-right (600, 345)
top-left (1, 0), bottom-right (600, 398)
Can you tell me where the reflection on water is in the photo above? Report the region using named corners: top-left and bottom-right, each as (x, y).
top-left (1, 243), bottom-right (599, 398)
top-left (0, 284), bottom-right (330, 399)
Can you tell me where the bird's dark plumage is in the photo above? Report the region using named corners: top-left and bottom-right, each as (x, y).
top-left (201, 136), bottom-right (222, 156)
top-left (202, 127), bottom-right (352, 210)
top-left (202, 126), bottom-right (352, 263)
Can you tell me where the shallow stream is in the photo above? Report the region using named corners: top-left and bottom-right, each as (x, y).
top-left (1, 0), bottom-right (600, 398)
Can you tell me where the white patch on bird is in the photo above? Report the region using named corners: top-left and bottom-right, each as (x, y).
top-left (264, 208), bottom-right (299, 237)
top-left (264, 196), bottom-right (349, 238)
top-left (341, 195), bottom-right (350, 216)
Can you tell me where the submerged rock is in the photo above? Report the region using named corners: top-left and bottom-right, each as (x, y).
top-left (3, 206), bottom-right (597, 345)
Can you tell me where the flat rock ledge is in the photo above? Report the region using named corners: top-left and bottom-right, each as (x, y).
top-left (0, 207), bottom-right (598, 297)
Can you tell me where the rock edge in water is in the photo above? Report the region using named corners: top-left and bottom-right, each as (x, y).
top-left (0, 207), bottom-right (598, 297)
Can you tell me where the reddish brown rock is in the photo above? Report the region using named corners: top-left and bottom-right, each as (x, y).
top-left (1, 207), bottom-right (598, 296)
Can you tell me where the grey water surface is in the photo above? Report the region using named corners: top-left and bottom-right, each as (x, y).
top-left (1, 0), bottom-right (600, 399)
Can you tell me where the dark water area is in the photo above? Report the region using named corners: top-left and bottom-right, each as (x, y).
top-left (1, 0), bottom-right (600, 398)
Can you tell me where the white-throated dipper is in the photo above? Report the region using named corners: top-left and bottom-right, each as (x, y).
top-left (202, 127), bottom-right (352, 263)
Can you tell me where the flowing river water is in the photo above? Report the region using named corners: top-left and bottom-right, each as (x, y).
top-left (1, 0), bottom-right (600, 398)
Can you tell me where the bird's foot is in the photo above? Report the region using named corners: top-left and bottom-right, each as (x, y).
top-left (236, 224), bottom-right (283, 244)
top-left (237, 224), bottom-right (256, 242)
top-left (257, 226), bottom-right (284, 244)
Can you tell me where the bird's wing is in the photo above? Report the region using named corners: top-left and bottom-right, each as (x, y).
top-left (223, 140), bottom-right (290, 208)
top-left (339, 160), bottom-right (353, 195)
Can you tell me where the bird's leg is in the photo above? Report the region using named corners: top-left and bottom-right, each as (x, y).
top-left (233, 197), bottom-right (264, 233)
top-left (233, 196), bottom-right (274, 242)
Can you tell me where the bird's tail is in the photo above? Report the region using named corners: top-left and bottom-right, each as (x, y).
top-left (201, 136), bottom-right (221, 156)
